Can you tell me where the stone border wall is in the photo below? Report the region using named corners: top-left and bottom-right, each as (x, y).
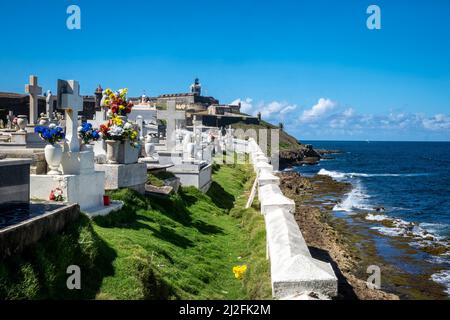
top-left (231, 138), bottom-right (338, 300)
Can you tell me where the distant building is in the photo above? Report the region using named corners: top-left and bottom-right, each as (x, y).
top-left (207, 103), bottom-right (241, 115)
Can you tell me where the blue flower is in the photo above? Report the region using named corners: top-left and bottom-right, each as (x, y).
top-left (34, 126), bottom-right (44, 134)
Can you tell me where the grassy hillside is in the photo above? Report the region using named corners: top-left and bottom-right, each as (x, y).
top-left (0, 164), bottom-right (271, 300)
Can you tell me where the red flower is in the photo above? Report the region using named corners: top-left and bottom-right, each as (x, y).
top-left (100, 124), bottom-right (110, 134)
top-left (49, 191), bottom-right (55, 201)
top-left (111, 106), bottom-right (118, 114)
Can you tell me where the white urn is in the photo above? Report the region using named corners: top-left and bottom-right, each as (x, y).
top-left (186, 142), bottom-right (195, 160)
top-left (144, 141), bottom-right (155, 158)
top-left (17, 115), bottom-right (28, 132)
top-left (45, 144), bottom-right (63, 175)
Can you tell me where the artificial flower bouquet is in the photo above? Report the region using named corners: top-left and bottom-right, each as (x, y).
top-left (99, 114), bottom-right (140, 147)
top-left (49, 188), bottom-right (64, 202)
top-left (78, 122), bottom-right (101, 144)
top-left (35, 124), bottom-right (65, 145)
top-left (101, 88), bottom-right (134, 117)
top-left (99, 88), bottom-right (140, 148)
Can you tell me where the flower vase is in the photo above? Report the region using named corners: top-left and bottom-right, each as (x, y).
top-left (81, 143), bottom-right (94, 152)
top-left (45, 144), bottom-right (63, 175)
top-left (106, 140), bottom-right (120, 164)
top-left (17, 115), bottom-right (28, 132)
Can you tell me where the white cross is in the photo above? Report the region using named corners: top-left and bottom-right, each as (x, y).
top-left (25, 75), bottom-right (42, 125)
top-left (58, 80), bottom-right (84, 153)
top-left (157, 100), bottom-right (185, 151)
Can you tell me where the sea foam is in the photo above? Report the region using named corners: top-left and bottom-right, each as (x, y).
top-left (431, 270), bottom-right (450, 296)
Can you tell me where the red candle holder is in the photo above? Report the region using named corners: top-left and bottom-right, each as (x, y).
top-left (103, 195), bottom-right (110, 206)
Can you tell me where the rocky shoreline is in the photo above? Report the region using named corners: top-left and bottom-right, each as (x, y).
top-left (278, 171), bottom-right (399, 300)
top-left (279, 144), bottom-right (322, 168)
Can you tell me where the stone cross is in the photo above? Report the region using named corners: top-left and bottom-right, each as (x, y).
top-left (157, 100), bottom-right (185, 151)
top-left (25, 75), bottom-right (42, 125)
top-left (46, 90), bottom-right (56, 120)
top-left (58, 80), bottom-right (83, 153)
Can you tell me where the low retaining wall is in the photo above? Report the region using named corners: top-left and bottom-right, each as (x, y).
top-left (234, 138), bottom-right (338, 300)
top-left (0, 203), bottom-right (80, 259)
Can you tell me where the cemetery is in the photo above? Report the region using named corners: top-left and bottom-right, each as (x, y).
top-left (0, 75), bottom-right (338, 300)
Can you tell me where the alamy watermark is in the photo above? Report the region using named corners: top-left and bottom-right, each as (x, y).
top-left (367, 5), bottom-right (381, 30)
top-left (66, 265), bottom-right (81, 290)
top-left (366, 265), bottom-right (381, 290)
top-left (66, 5), bottom-right (81, 30)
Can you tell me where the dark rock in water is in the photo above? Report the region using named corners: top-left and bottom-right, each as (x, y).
top-left (280, 145), bottom-right (321, 169)
top-left (316, 149), bottom-right (343, 155)
top-left (375, 207), bottom-right (385, 212)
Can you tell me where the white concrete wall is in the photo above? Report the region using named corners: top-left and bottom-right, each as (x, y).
top-left (233, 137), bottom-right (338, 300)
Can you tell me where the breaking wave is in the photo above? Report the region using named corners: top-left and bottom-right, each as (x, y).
top-left (431, 270), bottom-right (450, 296)
top-left (318, 169), bottom-right (430, 180)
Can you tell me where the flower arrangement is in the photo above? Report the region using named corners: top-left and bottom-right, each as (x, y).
top-left (35, 124), bottom-right (65, 145)
top-left (232, 265), bottom-right (248, 280)
top-left (101, 88), bottom-right (134, 117)
top-left (78, 122), bottom-right (101, 144)
top-left (99, 112), bottom-right (140, 147)
top-left (49, 188), bottom-right (64, 202)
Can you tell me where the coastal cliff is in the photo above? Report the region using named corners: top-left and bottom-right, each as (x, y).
top-left (231, 121), bottom-right (322, 168)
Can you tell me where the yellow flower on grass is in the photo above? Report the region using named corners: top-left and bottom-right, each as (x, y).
top-left (233, 265), bottom-right (247, 280)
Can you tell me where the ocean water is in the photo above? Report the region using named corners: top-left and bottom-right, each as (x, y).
top-left (294, 141), bottom-right (450, 296)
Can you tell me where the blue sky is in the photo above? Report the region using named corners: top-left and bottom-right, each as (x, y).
top-left (0, 0), bottom-right (449, 141)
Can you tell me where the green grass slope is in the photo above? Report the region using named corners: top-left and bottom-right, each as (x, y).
top-left (0, 164), bottom-right (271, 300)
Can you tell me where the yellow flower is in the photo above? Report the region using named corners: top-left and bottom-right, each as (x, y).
top-left (111, 115), bottom-right (123, 126)
top-left (232, 265), bottom-right (247, 280)
top-left (119, 105), bottom-right (125, 110)
top-left (104, 99), bottom-right (111, 106)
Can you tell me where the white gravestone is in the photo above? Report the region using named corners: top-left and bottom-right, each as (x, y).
top-left (25, 75), bottom-right (42, 126)
top-left (58, 80), bottom-right (83, 154)
top-left (157, 100), bottom-right (185, 152)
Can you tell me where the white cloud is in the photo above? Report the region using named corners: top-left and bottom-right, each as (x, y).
top-left (231, 98), bottom-right (253, 114)
top-left (231, 96), bottom-right (450, 140)
top-left (230, 98), bottom-right (297, 122)
top-left (300, 98), bottom-right (336, 123)
top-left (422, 114), bottom-right (450, 130)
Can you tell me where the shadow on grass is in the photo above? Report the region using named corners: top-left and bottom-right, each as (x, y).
top-left (0, 214), bottom-right (117, 300)
top-left (206, 182), bottom-right (236, 210)
top-left (95, 188), bottom-right (224, 249)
